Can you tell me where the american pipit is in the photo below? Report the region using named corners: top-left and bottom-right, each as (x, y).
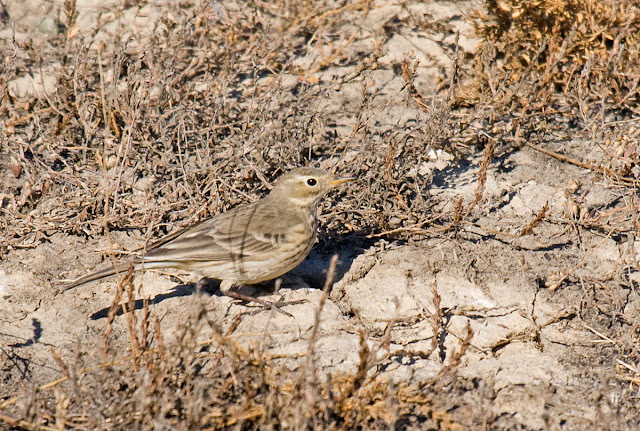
top-left (63, 167), bottom-right (353, 316)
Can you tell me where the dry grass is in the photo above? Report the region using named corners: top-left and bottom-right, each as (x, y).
top-left (0, 0), bottom-right (492, 254)
top-left (467, 0), bottom-right (640, 173)
top-left (2, 0), bottom-right (640, 428)
top-left (0, 260), bottom-right (470, 430)
top-left (0, 0), bottom-right (467, 256)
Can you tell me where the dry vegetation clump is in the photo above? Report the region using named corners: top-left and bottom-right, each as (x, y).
top-left (0, 276), bottom-right (467, 430)
top-left (0, 1), bottom-right (363, 253)
top-left (471, 0), bottom-right (640, 113)
top-left (465, 0), bottom-right (640, 179)
top-left (0, 0), bottom-right (466, 257)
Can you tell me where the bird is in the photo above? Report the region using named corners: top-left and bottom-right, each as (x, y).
top-left (62, 167), bottom-right (354, 316)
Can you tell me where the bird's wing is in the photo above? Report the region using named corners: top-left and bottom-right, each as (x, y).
top-left (141, 202), bottom-right (292, 263)
top-left (144, 218), bottom-right (211, 251)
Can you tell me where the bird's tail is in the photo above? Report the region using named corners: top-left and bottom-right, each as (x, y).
top-left (61, 262), bottom-right (140, 292)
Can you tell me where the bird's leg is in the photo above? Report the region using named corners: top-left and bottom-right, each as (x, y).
top-left (203, 279), bottom-right (306, 317)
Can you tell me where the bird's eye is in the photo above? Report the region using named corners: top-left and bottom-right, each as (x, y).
top-left (306, 178), bottom-right (317, 187)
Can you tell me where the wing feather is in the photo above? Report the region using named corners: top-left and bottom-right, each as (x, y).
top-left (140, 201), bottom-right (300, 264)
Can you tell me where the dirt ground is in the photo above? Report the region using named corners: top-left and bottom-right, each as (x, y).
top-left (2, 0), bottom-right (640, 430)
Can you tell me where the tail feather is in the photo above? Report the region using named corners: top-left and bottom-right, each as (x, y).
top-left (62, 263), bottom-right (138, 292)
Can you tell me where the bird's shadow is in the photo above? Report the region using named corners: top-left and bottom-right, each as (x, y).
top-left (90, 283), bottom-right (201, 320)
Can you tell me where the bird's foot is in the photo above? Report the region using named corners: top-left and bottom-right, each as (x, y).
top-left (223, 290), bottom-right (306, 317)
top-left (247, 296), bottom-right (308, 317)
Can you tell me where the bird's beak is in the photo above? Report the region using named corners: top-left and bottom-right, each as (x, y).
top-left (329, 176), bottom-right (355, 186)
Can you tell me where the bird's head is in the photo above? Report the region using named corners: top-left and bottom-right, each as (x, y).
top-left (269, 167), bottom-right (354, 207)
